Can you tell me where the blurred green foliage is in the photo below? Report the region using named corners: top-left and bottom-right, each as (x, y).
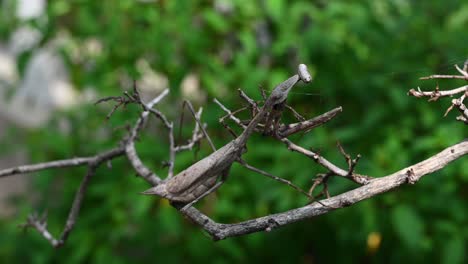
top-left (1, 0), bottom-right (467, 263)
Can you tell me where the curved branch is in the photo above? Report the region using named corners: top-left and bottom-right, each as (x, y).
top-left (124, 89), bottom-right (170, 185)
top-left (200, 139), bottom-right (467, 240)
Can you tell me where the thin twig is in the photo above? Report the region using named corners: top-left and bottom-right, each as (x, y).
top-left (0, 147), bottom-right (124, 178)
top-left (185, 139), bottom-right (468, 240)
top-left (58, 165), bottom-right (97, 246)
top-left (419, 75), bottom-right (468, 80)
top-left (281, 138), bottom-right (372, 185)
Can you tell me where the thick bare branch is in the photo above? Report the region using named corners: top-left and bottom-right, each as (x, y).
top-left (195, 139), bottom-right (467, 240)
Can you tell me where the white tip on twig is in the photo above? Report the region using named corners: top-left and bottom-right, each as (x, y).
top-left (298, 64), bottom-right (312, 83)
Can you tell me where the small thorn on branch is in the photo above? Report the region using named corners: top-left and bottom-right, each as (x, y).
top-left (456, 115), bottom-right (468, 124)
top-left (337, 142), bottom-right (361, 176)
top-left (265, 218), bottom-right (280, 232)
top-left (19, 211), bottom-right (62, 248)
top-left (406, 168), bottom-right (418, 184)
top-left (350, 154), bottom-right (361, 174)
top-left (444, 102), bottom-right (456, 117)
top-left (444, 93), bottom-right (468, 122)
top-left (428, 83), bottom-right (441, 102)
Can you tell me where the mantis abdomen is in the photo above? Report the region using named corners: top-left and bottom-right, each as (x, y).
top-left (143, 141), bottom-right (239, 202)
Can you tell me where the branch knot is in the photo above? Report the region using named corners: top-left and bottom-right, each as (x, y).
top-left (406, 168), bottom-right (418, 184)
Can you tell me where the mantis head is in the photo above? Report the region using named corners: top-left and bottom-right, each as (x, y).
top-left (268, 64), bottom-right (312, 105)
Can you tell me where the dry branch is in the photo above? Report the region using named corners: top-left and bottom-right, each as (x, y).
top-left (409, 63), bottom-right (468, 124)
top-left (14, 146), bottom-right (125, 247)
top-left (1, 63), bottom-right (466, 246)
top-left (192, 139), bottom-right (468, 240)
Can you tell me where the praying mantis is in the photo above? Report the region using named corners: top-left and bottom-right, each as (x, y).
top-left (142, 64), bottom-right (317, 207)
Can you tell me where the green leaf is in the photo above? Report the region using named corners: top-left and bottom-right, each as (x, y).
top-left (203, 10), bottom-right (229, 33)
top-left (391, 205), bottom-right (425, 250)
top-left (265, 0), bottom-right (286, 22)
top-left (50, 0), bottom-right (71, 16)
top-left (441, 235), bottom-right (464, 264)
top-left (446, 4), bottom-right (468, 30)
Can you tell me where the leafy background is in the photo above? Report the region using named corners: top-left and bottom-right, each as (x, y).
top-left (1, 0), bottom-right (467, 263)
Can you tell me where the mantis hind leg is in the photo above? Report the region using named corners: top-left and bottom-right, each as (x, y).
top-left (180, 167), bottom-right (231, 212)
top-left (180, 100), bottom-right (217, 152)
top-left (237, 158), bottom-right (312, 199)
top-left (237, 159), bottom-right (336, 209)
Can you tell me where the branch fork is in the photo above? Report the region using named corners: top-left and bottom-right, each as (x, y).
top-left (409, 63), bottom-right (468, 124)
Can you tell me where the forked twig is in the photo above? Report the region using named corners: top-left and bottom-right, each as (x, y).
top-left (409, 63), bottom-right (468, 124)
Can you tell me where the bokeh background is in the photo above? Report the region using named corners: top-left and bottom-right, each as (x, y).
top-left (0, 0), bottom-right (467, 263)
